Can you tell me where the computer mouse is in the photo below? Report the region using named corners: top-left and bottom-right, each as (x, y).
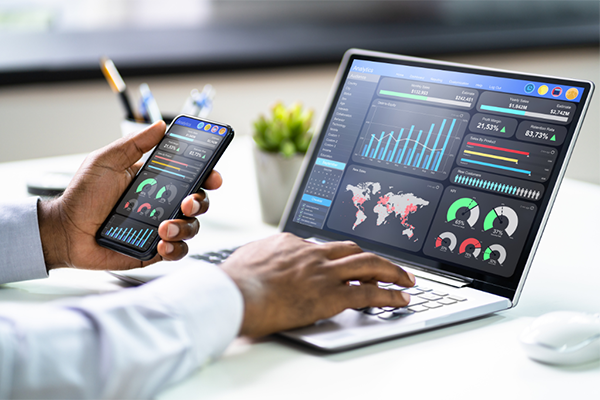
top-left (520, 311), bottom-right (600, 366)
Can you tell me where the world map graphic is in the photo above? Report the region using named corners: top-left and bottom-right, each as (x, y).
top-left (346, 182), bottom-right (429, 241)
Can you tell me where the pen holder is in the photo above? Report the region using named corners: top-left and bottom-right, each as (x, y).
top-left (120, 115), bottom-right (175, 163)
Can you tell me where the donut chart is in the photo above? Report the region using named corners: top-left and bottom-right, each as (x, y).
top-left (156, 184), bottom-right (178, 203)
top-left (447, 198), bottom-right (480, 227)
top-left (483, 244), bottom-right (507, 264)
top-left (459, 238), bottom-right (481, 257)
top-left (435, 232), bottom-right (457, 251)
top-left (484, 206), bottom-right (519, 236)
top-left (136, 178), bottom-right (158, 196)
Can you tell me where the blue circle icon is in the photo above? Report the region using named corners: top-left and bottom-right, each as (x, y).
top-left (524, 83), bottom-right (535, 93)
top-left (197, 122), bottom-right (205, 129)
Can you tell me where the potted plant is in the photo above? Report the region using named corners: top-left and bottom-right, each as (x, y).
top-left (253, 102), bottom-right (313, 225)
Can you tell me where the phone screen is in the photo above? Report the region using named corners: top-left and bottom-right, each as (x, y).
top-left (96, 115), bottom-right (234, 259)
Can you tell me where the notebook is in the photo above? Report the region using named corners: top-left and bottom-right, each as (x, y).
top-left (115, 49), bottom-right (594, 351)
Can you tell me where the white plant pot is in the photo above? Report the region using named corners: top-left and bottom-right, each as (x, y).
top-left (253, 145), bottom-right (304, 225)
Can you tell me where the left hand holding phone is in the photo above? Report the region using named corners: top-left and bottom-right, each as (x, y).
top-left (38, 121), bottom-right (222, 272)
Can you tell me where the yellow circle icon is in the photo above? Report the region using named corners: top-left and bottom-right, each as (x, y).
top-left (566, 88), bottom-right (579, 100)
top-left (538, 85), bottom-right (549, 95)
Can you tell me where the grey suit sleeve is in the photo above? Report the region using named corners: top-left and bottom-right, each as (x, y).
top-left (0, 197), bottom-right (48, 284)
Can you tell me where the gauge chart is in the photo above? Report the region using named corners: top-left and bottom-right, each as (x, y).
top-left (156, 184), bottom-right (178, 204)
top-left (483, 244), bottom-right (507, 265)
top-left (459, 238), bottom-right (481, 258)
top-left (446, 197), bottom-right (479, 227)
top-left (434, 232), bottom-right (457, 252)
top-left (424, 186), bottom-right (538, 278)
top-left (484, 206), bottom-right (519, 237)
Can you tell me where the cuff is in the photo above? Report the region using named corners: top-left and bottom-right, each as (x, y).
top-left (139, 263), bottom-right (244, 362)
top-left (0, 197), bottom-right (48, 284)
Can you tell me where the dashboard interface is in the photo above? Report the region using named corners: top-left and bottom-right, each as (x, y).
top-left (99, 117), bottom-right (230, 253)
top-left (285, 55), bottom-right (592, 288)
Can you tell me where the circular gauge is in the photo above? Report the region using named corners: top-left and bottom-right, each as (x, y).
top-left (459, 238), bottom-right (482, 258)
top-left (435, 232), bottom-right (457, 252)
top-left (484, 206), bottom-right (519, 236)
top-left (123, 198), bottom-right (138, 211)
top-left (156, 184), bottom-right (178, 203)
top-left (147, 207), bottom-right (165, 220)
top-left (136, 202), bottom-right (152, 214)
top-left (136, 178), bottom-right (158, 197)
top-left (483, 244), bottom-right (507, 264)
top-left (447, 198), bottom-right (479, 227)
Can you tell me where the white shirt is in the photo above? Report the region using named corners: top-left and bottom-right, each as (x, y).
top-left (0, 198), bottom-right (244, 399)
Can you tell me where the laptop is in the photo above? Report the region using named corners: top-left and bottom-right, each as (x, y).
top-left (114, 49), bottom-right (594, 351)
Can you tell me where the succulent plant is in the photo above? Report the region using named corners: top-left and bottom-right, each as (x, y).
top-left (253, 102), bottom-right (313, 158)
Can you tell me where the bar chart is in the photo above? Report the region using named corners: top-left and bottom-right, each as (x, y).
top-left (353, 100), bottom-right (469, 180)
top-left (101, 215), bottom-right (158, 251)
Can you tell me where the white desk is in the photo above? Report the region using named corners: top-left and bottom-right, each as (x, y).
top-left (0, 135), bottom-right (599, 399)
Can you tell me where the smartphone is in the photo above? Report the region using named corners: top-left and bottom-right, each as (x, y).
top-left (96, 115), bottom-right (234, 260)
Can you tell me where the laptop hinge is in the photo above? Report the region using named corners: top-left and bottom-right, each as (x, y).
top-left (305, 237), bottom-right (472, 288)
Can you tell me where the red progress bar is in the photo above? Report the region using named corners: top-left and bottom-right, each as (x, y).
top-left (467, 142), bottom-right (529, 156)
top-left (155, 155), bottom-right (188, 167)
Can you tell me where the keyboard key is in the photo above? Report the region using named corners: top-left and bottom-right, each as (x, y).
top-left (378, 308), bottom-right (414, 320)
top-left (424, 301), bottom-right (443, 309)
top-left (403, 287), bottom-right (424, 295)
top-left (416, 286), bottom-right (432, 292)
top-left (432, 290), bottom-right (448, 297)
top-left (408, 297), bottom-right (428, 306)
top-left (439, 298), bottom-right (457, 305)
top-left (408, 305), bottom-right (429, 313)
top-left (387, 284), bottom-right (405, 291)
top-left (381, 306), bottom-right (398, 311)
top-left (421, 293), bottom-right (442, 301)
top-left (448, 295), bottom-right (467, 302)
top-left (363, 307), bottom-right (385, 315)
top-left (378, 282), bottom-right (394, 287)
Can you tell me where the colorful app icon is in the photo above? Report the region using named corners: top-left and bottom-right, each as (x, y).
top-left (538, 85), bottom-right (549, 95)
top-left (524, 83), bottom-right (535, 93)
top-left (204, 124), bottom-right (211, 131)
top-left (219, 127), bottom-right (226, 135)
top-left (211, 125), bottom-right (218, 133)
top-left (551, 87), bottom-right (562, 97)
top-left (197, 122), bottom-right (205, 129)
top-left (565, 88), bottom-right (579, 100)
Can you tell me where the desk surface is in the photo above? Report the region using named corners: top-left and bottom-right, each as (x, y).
top-left (1, 135), bottom-right (599, 399)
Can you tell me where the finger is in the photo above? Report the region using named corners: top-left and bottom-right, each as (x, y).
top-left (317, 240), bottom-right (363, 260)
top-left (97, 121), bottom-right (166, 171)
top-left (157, 240), bottom-right (189, 261)
top-left (130, 160), bottom-right (144, 176)
top-left (341, 284), bottom-right (411, 310)
top-left (180, 192), bottom-right (209, 217)
top-left (158, 218), bottom-right (200, 241)
top-left (202, 170), bottom-right (222, 190)
top-left (329, 252), bottom-right (415, 288)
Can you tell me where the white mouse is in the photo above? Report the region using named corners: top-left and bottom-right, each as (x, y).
top-left (520, 311), bottom-right (600, 366)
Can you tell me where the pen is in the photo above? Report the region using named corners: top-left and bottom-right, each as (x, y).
top-left (139, 83), bottom-right (163, 124)
top-left (100, 57), bottom-right (141, 122)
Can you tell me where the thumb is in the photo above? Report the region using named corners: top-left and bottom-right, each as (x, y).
top-left (100, 121), bottom-right (166, 170)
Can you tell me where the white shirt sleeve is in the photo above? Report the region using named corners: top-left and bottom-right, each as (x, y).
top-left (0, 264), bottom-right (244, 399)
top-left (0, 197), bottom-right (48, 284)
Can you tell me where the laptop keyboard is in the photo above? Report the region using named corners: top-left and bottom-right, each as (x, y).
top-left (190, 249), bottom-right (468, 321)
top-left (357, 282), bottom-right (468, 321)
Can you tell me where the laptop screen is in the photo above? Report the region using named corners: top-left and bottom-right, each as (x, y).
top-left (282, 50), bottom-right (594, 298)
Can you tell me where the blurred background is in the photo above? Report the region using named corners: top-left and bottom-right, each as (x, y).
top-left (0, 0), bottom-right (598, 183)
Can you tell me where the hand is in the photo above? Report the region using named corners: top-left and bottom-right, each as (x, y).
top-left (38, 121), bottom-right (222, 271)
top-left (220, 233), bottom-right (416, 338)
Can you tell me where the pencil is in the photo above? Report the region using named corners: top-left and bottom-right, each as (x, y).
top-left (100, 57), bottom-right (139, 121)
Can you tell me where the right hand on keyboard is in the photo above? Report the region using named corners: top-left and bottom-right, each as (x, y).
top-left (220, 233), bottom-right (415, 338)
